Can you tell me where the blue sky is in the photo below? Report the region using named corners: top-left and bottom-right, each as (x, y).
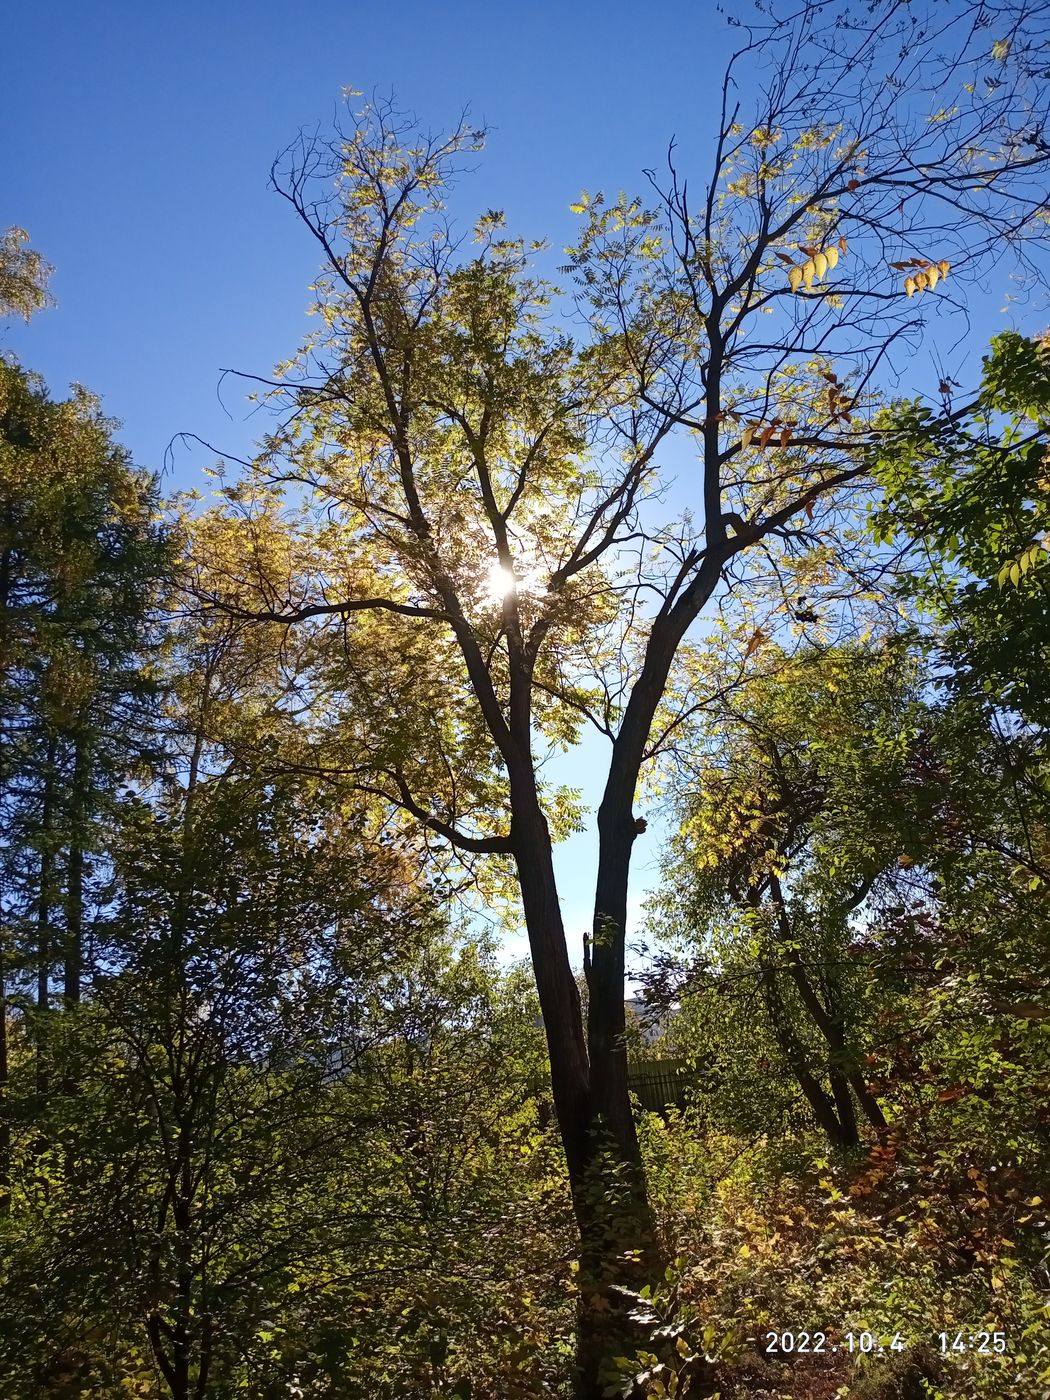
top-left (5, 0), bottom-right (734, 477)
top-left (5, 2), bottom-right (1043, 968)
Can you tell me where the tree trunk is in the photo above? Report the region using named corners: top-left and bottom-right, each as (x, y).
top-left (35, 735), bottom-right (56, 1103)
top-left (510, 796), bottom-right (591, 1191)
top-left (0, 945), bottom-right (9, 1217)
top-left (575, 813), bottom-right (661, 1398)
top-left (768, 877), bottom-right (882, 1142)
top-left (849, 1069), bottom-right (887, 1131)
top-left (760, 966), bottom-right (854, 1148)
top-left (63, 730), bottom-right (89, 1007)
top-left (0, 536), bottom-right (12, 1212)
top-left (791, 959), bottom-right (885, 1136)
top-left (821, 970), bottom-right (887, 1133)
top-left (510, 768), bottom-right (662, 1398)
top-left (569, 599), bottom-right (726, 1396)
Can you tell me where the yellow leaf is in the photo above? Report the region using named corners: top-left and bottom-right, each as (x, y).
top-left (788, 265), bottom-right (804, 292)
top-left (802, 259), bottom-right (816, 288)
top-left (741, 424), bottom-right (756, 449)
top-left (938, 259), bottom-right (950, 278)
top-left (824, 245), bottom-right (839, 269)
top-left (915, 270), bottom-right (928, 291)
top-left (904, 276), bottom-right (916, 297)
top-left (813, 251), bottom-right (828, 279)
top-left (927, 265), bottom-right (939, 290)
top-left (738, 1242), bottom-right (752, 1258)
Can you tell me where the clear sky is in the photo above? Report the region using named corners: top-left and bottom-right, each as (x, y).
top-left (4, 2), bottom-right (1041, 968)
top-left (4, 0), bottom-right (736, 475)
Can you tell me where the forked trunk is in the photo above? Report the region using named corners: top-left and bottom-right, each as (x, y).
top-left (511, 790), bottom-right (660, 1399)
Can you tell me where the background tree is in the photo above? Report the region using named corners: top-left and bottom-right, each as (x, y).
top-left (0, 360), bottom-right (166, 1226)
top-left (645, 641), bottom-right (927, 1146)
top-left (0, 228), bottom-right (53, 323)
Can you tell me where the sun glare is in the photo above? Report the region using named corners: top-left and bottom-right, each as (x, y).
top-left (483, 561), bottom-right (517, 604)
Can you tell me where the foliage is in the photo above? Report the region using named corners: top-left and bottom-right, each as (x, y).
top-left (871, 331), bottom-right (1050, 727)
top-left (0, 228), bottom-right (53, 323)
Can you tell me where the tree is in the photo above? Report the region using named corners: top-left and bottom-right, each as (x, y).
top-left (0, 360), bottom-right (166, 1224)
top-left (873, 330), bottom-right (1050, 731)
top-left (0, 228), bottom-right (53, 323)
top-left (645, 641), bottom-right (932, 1147)
top-left (191, 4), bottom-right (1050, 1387)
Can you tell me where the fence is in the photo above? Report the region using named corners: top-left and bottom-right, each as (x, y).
top-left (627, 1057), bottom-right (688, 1113)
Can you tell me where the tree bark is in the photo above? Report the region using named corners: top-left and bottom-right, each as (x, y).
top-left (0, 537), bottom-right (10, 1213)
top-left (760, 965), bottom-right (854, 1148)
top-left (35, 734), bottom-right (56, 1103)
top-left (510, 793), bottom-right (591, 1191)
top-left (63, 729), bottom-right (89, 1007)
top-left (510, 763), bottom-right (659, 1398)
top-left (0, 947), bottom-right (9, 1217)
top-left (768, 878), bottom-right (883, 1140)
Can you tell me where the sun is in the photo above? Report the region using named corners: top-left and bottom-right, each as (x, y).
top-left (483, 560), bottom-right (517, 604)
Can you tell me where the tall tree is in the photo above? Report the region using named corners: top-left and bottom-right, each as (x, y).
top-left (193, 4), bottom-right (1050, 1386)
top-left (0, 360), bottom-right (167, 1213)
top-left (0, 225), bottom-right (52, 1214)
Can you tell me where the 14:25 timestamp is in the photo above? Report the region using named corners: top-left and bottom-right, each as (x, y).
top-left (938, 1331), bottom-right (1007, 1354)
